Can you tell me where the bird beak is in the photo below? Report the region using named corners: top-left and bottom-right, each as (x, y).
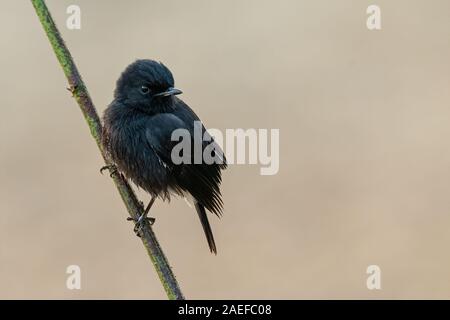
top-left (154, 87), bottom-right (183, 97)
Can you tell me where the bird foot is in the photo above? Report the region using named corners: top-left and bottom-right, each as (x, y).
top-left (100, 164), bottom-right (118, 177)
top-left (127, 215), bottom-right (156, 237)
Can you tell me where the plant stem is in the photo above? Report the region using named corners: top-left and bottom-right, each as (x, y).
top-left (30, 0), bottom-right (184, 300)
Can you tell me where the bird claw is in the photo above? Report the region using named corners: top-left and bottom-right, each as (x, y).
top-left (100, 164), bottom-right (118, 177)
top-left (127, 215), bottom-right (156, 237)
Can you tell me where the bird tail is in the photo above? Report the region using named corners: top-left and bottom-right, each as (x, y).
top-left (194, 201), bottom-right (217, 254)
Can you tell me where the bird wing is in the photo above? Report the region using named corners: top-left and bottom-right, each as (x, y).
top-left (172, 98), bottom-right (227, 169)
top-left (144, 110), bottom-right (226, 217)
top-left (143, 112), bottom-right (186, 174)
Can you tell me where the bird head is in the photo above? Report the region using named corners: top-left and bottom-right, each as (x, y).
top-left (114, 59), bottom-right (182, 112)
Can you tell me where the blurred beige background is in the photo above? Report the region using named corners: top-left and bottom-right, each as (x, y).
top-left (1, 0), bottom-right (450, 299)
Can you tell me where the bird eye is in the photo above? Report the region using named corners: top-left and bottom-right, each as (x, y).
top-left (140, 85), bottom-right (150, 94)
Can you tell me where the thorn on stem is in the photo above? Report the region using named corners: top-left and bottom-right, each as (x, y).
top-left (66, 84), bottom-right (78, 97)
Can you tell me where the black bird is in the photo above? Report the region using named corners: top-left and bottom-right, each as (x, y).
top-left (102, 59), bottom-right (226, 254)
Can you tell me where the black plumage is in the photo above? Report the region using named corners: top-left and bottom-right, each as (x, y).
top-left (102, 59), bottom-right (226, 254)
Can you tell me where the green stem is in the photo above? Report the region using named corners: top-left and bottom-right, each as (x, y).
top-left (31, 0), bottom-right (184, 300)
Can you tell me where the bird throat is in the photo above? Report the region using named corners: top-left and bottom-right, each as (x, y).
top-left (137, 97), bottom-right (176, 116)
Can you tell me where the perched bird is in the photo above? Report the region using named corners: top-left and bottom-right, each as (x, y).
top-left (102, 59), bottom-right (226, 254)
